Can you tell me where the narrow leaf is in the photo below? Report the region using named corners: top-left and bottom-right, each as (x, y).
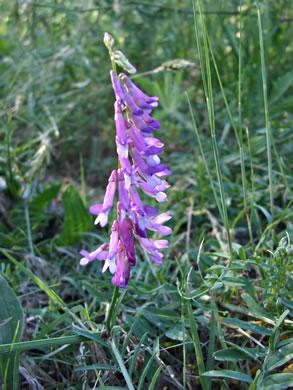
top-left (202, 370), bottom-right (253, 383)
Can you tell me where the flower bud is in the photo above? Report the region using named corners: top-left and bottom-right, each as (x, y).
top-left (112, 50), bottom-right (136, 74)
top-left (104, 32), bottom-right (114, 50)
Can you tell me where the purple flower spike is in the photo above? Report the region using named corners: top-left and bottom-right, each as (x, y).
top-left (80, 64), bottom-right (172, 289)
top-left (94, 170), bottom-right (117, 227)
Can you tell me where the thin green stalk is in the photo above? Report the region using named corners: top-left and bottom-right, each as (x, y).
top-left (106, 285), bottom-right (120, 332)
top-left (186, 92), bottom-right (223, 222)
top-left (181, 282), bottom-right (186, 390)
top-left (245, 123), bottom-right (255, 250)
top-left (212, 135), bottom-right (233, 258)
top-left (176, 257), bottom-right (208, 390)
top-left (238, 1), bottom-right (254, 249)
top-left (0, 333), bottom-right (106, 354)
top-left (24, 201), bottom-right (35, 258)
top-left (256, 0), bottom-right (274, 224)
top-left (193, 0), bottom-right (233, 258)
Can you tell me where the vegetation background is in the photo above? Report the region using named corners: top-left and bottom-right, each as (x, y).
top-left (0, 0), bottom-right (293, 389)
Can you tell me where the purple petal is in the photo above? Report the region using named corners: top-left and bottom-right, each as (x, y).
top-left (131, 147), bottom-right (148, 174)
top-left (145, 164), bottom-right (167, 175)
top-left (153, 213), bottom-right (172, 224)
top-left (142, 113), bottom-right (160, 129)
top-left (111, 241), bottom-right (130, 289)
top-left (146, 155), bottom-right (160, 167)
top-left (108, 220), bottom-right (119, 257)
top-left (118, 170), bottom-right (130, 211)
top-left (121, 84), bottom-right (144, 116)
top-left (130, 185), bottom-right (144, 211)
top-left (155, 192), bottom-right (168, 202)
top-left (80, 243), bottom-right (108, 263)
top-left (152, 251), bottom-right (163, 264)
top-left (102, 170), bottom-right (117, 212)
top-left (156, 169), bottom-right (172, 177)
top-left (120, 73), bottom-right (158, 113)
top-left (128, 124), bottom-right (147, 153)
top-left (119, 156), bottom-right (132, 174)
top-left (154, 240), bottom-right (169, 249)
top-left (89, 203), bottom-right (103, 215)
top-left (110, 70), bottom-right (124, 104)
top-left (115, 101), bottom-right (128, 147)
top-left (120, 218), bottom-right (136, 266)
top-left (144, 146), bottom-right (163, 156)
top-left (143, 206), bottom-right (158, 217)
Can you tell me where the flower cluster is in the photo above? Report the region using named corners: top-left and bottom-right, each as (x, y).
top-left (80, 70), bottom-right (172, 288)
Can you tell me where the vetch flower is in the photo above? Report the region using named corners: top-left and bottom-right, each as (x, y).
top-left (90, 170), bottom-right (117, 227)
top-left (80, 60), bottom-right (172, 289)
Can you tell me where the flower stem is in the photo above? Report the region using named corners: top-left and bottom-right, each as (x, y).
top-left (106, 285), bottom-right (119, 332)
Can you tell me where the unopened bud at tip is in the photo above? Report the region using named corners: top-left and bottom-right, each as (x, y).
top-left (104, 32), bottom-right (115, 50)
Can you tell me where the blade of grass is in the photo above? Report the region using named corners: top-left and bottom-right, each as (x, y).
top-left (149, 366), bottom-right (163, 390)
top-left (128, 332), bottom-right (148, 377)
top-left (186, 92), bottom-right (223, 223)
top-left (111, 339), bottom-right (135, 390)
top-left (255, 0), bottom-right (274, 225)
top-left (193, 0), bottom-right (233, 258)
top-left (137, 339), bottom-right (159, 390)
top-left (0, 333), bottom-right (107, 354)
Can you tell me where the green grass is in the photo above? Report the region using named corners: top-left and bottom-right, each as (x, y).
top-left (0, 0), bottom-right (293, 389)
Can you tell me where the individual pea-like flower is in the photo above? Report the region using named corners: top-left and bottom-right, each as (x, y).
top-left (80, 67), bottom-right (172, 288)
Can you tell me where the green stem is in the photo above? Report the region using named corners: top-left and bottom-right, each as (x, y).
top-left (256, 0), bottom-right (274, 226)
top-left (186, 92), bottom-right (223, 223)
top-left (194, 0), bottom-right (233, 259)
top-left (212, 135), bottom-right (233, 259)
top-left (106, 285), bottom-right (120, 332)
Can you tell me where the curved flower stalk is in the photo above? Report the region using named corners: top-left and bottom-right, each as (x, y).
top-left (80, 62), bottom-right (172, 289)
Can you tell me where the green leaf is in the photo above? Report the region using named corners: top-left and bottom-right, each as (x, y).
top-left (149, 366), bottom-right (162, 390)
top-left (222, 317), bottom-right (272, 336)
top-left (241, 293), bottom-right (275, 321)
top-left (202, 369), bottom-right (253, 383)
top-left (186, 300), bottom-right (209, 390)
top-left (225, 341), bottom-right (263, 364)
top-left (57, 184), bottom-right (91, 245)
top-left (222, 276), bottom-right (248, 287)
top-left (266, 342), bottom-right (293, 372)
top-left (137, 338), bottom-right (159, 390)
top-left (269, 70), bottom-right (293, 106)
top-left (0, 275), bottom-right (24, 390)
top-left (260, 373), bottom-right (293, 390)
top-left (111, 340), bottom-right (135, 390)
top-left (72, 328), bottom-right (109, 349)
top-left (214, 348), bottom-right (263, 362)
top-left (30, 183), bottom-right (61, 210)
top-left (166, 325), bottom-right (191, 342)
top-left (269, 310), bottom-right (290, 351)
top-left (128, 333), bottom-right (148, 377)
top-left (75, 364), bottom-right (120, 372)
